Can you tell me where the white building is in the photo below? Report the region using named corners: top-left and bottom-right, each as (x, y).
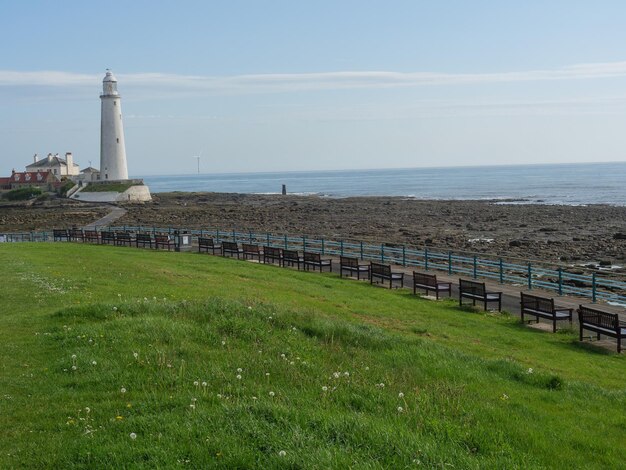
top-left (25, 152), bottom-right (79, 178)
top-left (99, 71), bottom-right (129, 181)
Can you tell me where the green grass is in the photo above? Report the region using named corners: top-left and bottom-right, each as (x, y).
top-left (0, 243), bottom-right (624, 468)
top-left (80, 182), bottom-right (136, 192)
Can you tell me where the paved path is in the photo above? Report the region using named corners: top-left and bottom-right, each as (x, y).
top-left (83, 206), bottom-right (127, 230)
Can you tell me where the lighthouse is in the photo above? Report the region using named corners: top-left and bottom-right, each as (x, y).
top-left (99, 70), bottom-right (128, 180)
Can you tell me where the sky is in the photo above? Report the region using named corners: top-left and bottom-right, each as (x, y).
top-left (1, 0), bottom-right (626, 176)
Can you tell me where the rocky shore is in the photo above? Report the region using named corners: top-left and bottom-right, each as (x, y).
top-left (2, 192), bottom-right (625, 270)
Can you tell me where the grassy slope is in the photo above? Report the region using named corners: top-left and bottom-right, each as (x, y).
top-left (0, 243), bottom-right (624, 469)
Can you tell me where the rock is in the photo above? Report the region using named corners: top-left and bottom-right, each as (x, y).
top-left (599, 260), bottom-right (612, 266)
top-left (509, 240), bottom-right (522, 247)
top-left (613, 233), bottom-right (626, 240)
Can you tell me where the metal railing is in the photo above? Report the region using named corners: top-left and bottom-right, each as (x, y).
top-left (1, 225), bottom-right (625, 306)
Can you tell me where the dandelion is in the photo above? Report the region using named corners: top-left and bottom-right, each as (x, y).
top-left (115, 416), bottom-right (124, 421)
top-left (343, 371), bottom-right (349, 377)
top-left (527, 368), bottom-right (534, 374)
top-left (252, 396), bottom-right (258, 400)
top-left (143, 297), bottom-right (148, 301)
top-left (333, 372), bottom-right (340, 379)
top-left (269, 391), bottom-right (275, 397)
top-left (71, 365), bottom-right (77, 371)
top-left (129, 432), bottom-right (137, 440)
top-left (398, 406), bottom-right (404, 413)
top-left (189, 404), bottom-right (196, 410)
top-left (112, 306), bottom-right (118, 311)
top-left (126, 403), bottom-right (132, 408)
top-left (91, 361), bottom-right (97, 366)
top-left (500, 393), bottom-right (509, 401)
top-left (118, 294), bottom-right (121, 297)
top-left (221, 341), bottom-right (226, 346)
top-left (202, 381), bottom-right (207, 387)
top-left (237, 368), bottom-right (242, 373)
top-left (120, 387), bottom-right (127, 394)
top-left (365, 366), bottom-right (370, 371)
top-left (280, 353), bottom-right (286, 359)
top-left (84, 407), bottom-right (91, 413)
top-left (248, 306), bottom-right (252, 310)
top-left (133, 352), bottom-right (139, 359)
top-left (153, 296), bottom-right (156, 301)
top-left (322, 386), bottom-right (328, 392)
top-left (236, 375), bottom-right (242, 380)
top-left (265, 372), bottom-right (270, 377)
top-left (289, 361), bottom-right (294, 365)
top-left (278, 450), bottom-right (286, 457)
top-left (193, 381), bottom-right (199, 386)
top-left (71, 354), bottom-right (77, 360)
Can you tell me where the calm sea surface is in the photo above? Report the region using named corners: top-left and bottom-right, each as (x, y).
top-left (139, 162), bottom-right (626, 206)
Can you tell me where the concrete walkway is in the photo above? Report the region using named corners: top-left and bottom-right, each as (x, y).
top-left (83, 206), bottom-right (127, 230)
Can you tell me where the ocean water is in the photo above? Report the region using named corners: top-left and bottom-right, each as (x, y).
top-left (139, 162), bottom-right (626, 206)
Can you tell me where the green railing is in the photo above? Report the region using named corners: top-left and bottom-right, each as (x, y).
top-left (1, 226), bottom-right (625, 306)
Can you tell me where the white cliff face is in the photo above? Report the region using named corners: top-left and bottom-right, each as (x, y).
top-left (100, 71), bottom-right (129, 181)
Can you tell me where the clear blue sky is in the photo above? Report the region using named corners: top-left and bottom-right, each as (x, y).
top-left (1, 0), bottom-right (626, 176)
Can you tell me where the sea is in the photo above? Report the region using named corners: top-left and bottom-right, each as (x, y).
top-left (140, 162), bottom-right (626, 206)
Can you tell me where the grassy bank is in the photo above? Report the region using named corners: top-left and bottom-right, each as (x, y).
top-left (0, 243), bottom-right (624, 468)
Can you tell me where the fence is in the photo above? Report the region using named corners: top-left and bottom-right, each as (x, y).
top-left (1, 225), bottom-right (625, 306)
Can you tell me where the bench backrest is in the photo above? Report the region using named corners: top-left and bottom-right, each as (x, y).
top-left (520, 293), bottom-right (554, 312)
top-left (459, 279), bottom-right (486, 296)
top-left (137, 233), bottom-right (152, 241)
top-left (198, 237), bottom-right (215, 247)
top-left (304, 252), bottom-right (321, 262)
top-left (371, 262), bottom-right (391, 276)
top-left (242, 243), bottom-right (260, 253)
top-left (264, 246), bottom-right (281, 257)
top-left (69, 229), bottom-right (83, 237)
top-left (116, 232), bottom-right (131, 240)
top-left (578, 305), bottom-right (619, 330)
top-left (84, 230), bottom-right (99, 239)
top-left (53, 229), bottom-right (68, 237)
top-left (413, 272), bottom-right (437, 287)
top-left (340, 256), bottom-right (358, 268)
top-left (283, 249), bottom-right (300, 261)
top-left (101, 231), bottom-right (115, 240)
top-left (222, 241), bottom-right (238, 250)
top-left (155, 235), bottom-right (170, 243)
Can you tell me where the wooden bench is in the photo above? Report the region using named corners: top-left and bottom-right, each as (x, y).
top-left (155, 235), bottom-right (174, 251)
top-left (135, 233), bottom-right (153, 249)
top-left (242, 243), bottom-right (263, 262)
top-left (283, 250), bottom-right (303, 270)
top-left (370, 262), bottom-right (404, 288)
top-left (304, 252), bottom-right (332, 272)
top-left (412, 272), bottom-right (452, 299)
top-left (339, 256), bottom-right (369, 280)
top-left (459, 279), bottom-right (502, 311)
top-left (68, 229), bottom-right (84, 242)
top-left (263, 246), bottom-right (283, 265)
top-left (198, 237), bottom-right (221, 255)
top-left (53, 229), bottom-right (69, 242)
top-left (84, 230), bottom-right (100, 244)
top-left (115, 232), bottom-right (133, 247)
top-left (221, 241), bottom-right (242, 258)
top-left (520, 292), bottom-right (573, 332)
top-left (578, 305), bottom-right (626, 353)
top-left (100, 231), bottom-right (116, 245)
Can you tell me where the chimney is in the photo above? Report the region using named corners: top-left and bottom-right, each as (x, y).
top-left (33, 153), bottom-right (38, 164)
top-left (47, 153), bottom-right (53, 162)
top-left (65, 152), bottom-right (73, 170)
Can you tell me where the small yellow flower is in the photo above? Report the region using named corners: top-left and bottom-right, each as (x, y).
top-left (126, 403), bottom-right (132, 408)
top-left (116, 415), bottom-right (124, 421)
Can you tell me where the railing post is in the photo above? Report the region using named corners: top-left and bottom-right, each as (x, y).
top-left (302, 236), bottom-right (306, 252)
top-left (558, 268), bottom-right (563, 296)
top-left (592, 273), bottom-right (597, 303)
top-left (216, 229), bottom-right (220, 241)
top-left (232, 229), bottom-right (236, 242)
top-left (360, 241), bottom-right (364, 260)
top-left (340, 240), bottom-right (344, 256)
top-left (321, 238), bottom-right (325, 255)
top-left (424, 248), bottom-right (429, 271)
top-left (381, 244), bottom-right (385, 263)
top-left (266, 233), bottom-right (270, 247)
top-left (528, 263), bottom-right (532, 290)
top-left (473, 256), bottom-right (477, 279)
top-left (284, 234), bottom-right (288, 250)
top-left (402, 246), bottom-right (406, 267)
top-left (448, 251), bottom-right (452, 275)
top-left (499, 258), bottom-right (504, 284)
top-left (249, 231), bottom-right (253, 243)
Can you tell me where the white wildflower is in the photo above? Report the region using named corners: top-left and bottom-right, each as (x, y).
top-left (278, 450), bottom-right (286, 457)
top-left (129, 432), bottom-right (137, 440)
top-left (398, 392), bottom-right (404, 398)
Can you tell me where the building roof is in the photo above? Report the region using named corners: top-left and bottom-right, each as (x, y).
top-left (10, 171), bottom-right (53, 184)
top-left (26, 156), bottom-right (79, 169)
top-left (103, 71), bottom-right (118, 82)
top-left (81, 166), bottom-right (100, 173)
top-left (0, 177), bottom-right (11, 186)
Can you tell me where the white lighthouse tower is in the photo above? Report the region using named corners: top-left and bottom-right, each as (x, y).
top-left (100, 70), bottom-right (128, 180)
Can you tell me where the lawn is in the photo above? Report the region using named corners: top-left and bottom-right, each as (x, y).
top-left (0, 243), bottom-right (624, 468)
